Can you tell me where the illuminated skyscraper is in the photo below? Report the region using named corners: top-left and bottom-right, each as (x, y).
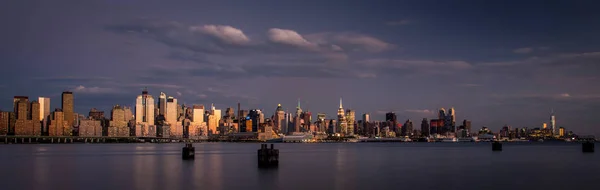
top-left (166, 96), bottom-right (178, 124)
top-left (550, 109), bottom-right (556, 135)
top-left (62, 92), bottom-right (74, 131)
top-left (135, 88), bottom-right (155, 125)
top-left (337, 98), bottom-right (346, 134)
top-left (345, 109), bottom-right (355, 135)
top-left (38, 97), bottom-right (50, 121)
top-left (274, 104), bottom-right (285, 133)
top-left (158, 92), bottom-right (167, 116)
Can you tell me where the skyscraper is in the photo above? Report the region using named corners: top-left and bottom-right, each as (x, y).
top-left (274, 104), bottom-right (285, 133)
top-left (166, 96), bottom-right (178, 124)
top-left (421, 118), bottom-right (430, 137)
top-left (401, 119), bottom-right (412, 137)
top-left (345, 109), bottom-right (355, 135)
top-left (337, 98), bottom-right (346, 134)
top-left (38, 97), bottom-right (50, 121)
top-left (550, 109), bottom-right (556, 135)
top-left (62, 92), bottom-right (74, 132)
top-left (385, 112), bottom-right (397, 131)
top-left (158, 92), bottom-right (167, 116)
top-left (135, 88), bottom-right (155, 125)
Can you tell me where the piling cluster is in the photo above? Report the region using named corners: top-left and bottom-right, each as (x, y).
top-left (258, 144), bottom-right (279, 168)
top-left (182, 143), bottom-right (195, 160)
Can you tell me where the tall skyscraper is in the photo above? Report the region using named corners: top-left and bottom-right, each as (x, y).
top-left (401, 119), bottom-right (413, 137)
top-left (421, 118), bottom-right (430, 137)
top-left (192, 105), bottom-right (205, 124)
top-left (447, 107), bottom-right (456, 132)
top-left (158, 92), bottom-right (167, 116)
top-left (550, 109), bottom-right (556, 135)
top-left (38, 97), bottom-right (50, 121)
top-left (166, 96), bottom-right (178, 124)
top-left (337, 98), bottom-right (346, 134)
top-left (135, 88), bottom-right (155, 125)
top-left (385, 112), bottom-right (397, 131)
top-left (62, 92), bottom-right (74, 131)
top-left (274, 104), bottom-right (285, 133)
top-left (345, 109), bottom-right (355, 135)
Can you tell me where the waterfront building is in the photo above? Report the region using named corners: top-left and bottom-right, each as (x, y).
top-left (0, 111), bottom-right (11, 135)
top-left (12, 97), bottom-right (41, 136)
top-left (158, 92), bottom-right (167, 116)
top-left (550, 109), bottom-right (556, 135)
top-left (79, 118), bottom-right (102, 137)
top-left (135, 88), bottom-right (155, 125)
top-left (166, 96), bottom-right (178, 126)
top-left (337, 98), bottom-right (347, 135)
top-left (345, 109), bottom-right (355, 136)
top-left (48, 109), bottom-right (67, 136)
top-left (385, 112), bottom-right (397, 132)
top-left (463, 120), bottom-right (472, 135)
top-left (559, 127), bottom-right (565, 137)
top-left (108, 105), bottom-right (131, 137)
top-left (62, 92), bottom-right (74, 134)
top-left (401, 119), bottom-right (413, 137)
top-left (39, 97), bottom-right (50, 121)
top-left (274, 104), bottom-right (285, 133)
top-left (421, 118), bottom-right (430, 137)
top-left (88, 108), bottom-right (104, 120)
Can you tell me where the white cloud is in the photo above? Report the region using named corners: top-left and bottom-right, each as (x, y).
top-left (190, 25), bottom-right (250, 45)
top-left (198, 94), bottom-right (208, 99)
top-left (513, 47), bottom-right (533, 54)
top-left (333, 33), bottom-right (393, 53)
top-left (385, 19), bottom-right (411, 26)
top-left (71, 85), bottom-right (117, 94)
top-left (267, 28), bottom-right (317, 49)
top-left (176, 91), bottom-right (182, 96)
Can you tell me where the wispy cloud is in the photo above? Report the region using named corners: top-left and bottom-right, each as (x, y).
top-left (70, 85), bottom-right (119, 94)
top-left (513, 47), bottom-right (533, 54)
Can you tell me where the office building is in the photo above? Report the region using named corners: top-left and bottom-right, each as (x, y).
top-left (345, 109), bottom-right (355, 135)
top-left (48, 109), bottom-right (67, 136)
top-left (135, 88), bottom-right (155, 125)
top-left (108, 105), bottom-right (131, 137)
top-left (39, 97), bottom-right (50, 121)
top-left (337, 98), bottom-right (346, 134)
top-left (421, 118), bottom-right (430, 137)
top-left (88, 108), bottom-right (104, 120)
top-left (62, 92), bottom-right (74, 133)
top-left (401, 119), bottom-right (413, 137)
top-left (274, 104), bottom-right (285, 133)
top-left (79, 118), bottom-right (102, 137)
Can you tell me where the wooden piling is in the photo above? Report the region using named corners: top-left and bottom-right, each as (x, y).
top-left (182, 143), bottom-right (195, 160)
top-left (258, 144), bottom-right (279, 168)
top-left (582, 141), bottom-right (594, 153)
top-left (492, 141), bottom-right (502, 151)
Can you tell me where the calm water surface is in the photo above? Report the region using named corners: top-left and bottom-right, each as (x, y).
top-left (0, 143), bottom-right (598, 190)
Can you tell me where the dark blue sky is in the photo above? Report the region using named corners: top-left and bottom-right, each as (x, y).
top-left (1, 0), bottom-right (600, 135)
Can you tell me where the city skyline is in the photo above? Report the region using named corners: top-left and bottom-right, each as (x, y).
top-left (1, 0), bottom-right (600, 136)
top-left (0, 89), bottom-right (576, 135)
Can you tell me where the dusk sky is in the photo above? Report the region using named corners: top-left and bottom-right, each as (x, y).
top-left (1, 0), bottom-right (599, 135)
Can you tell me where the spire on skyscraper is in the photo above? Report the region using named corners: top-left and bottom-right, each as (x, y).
top-left (297, 98), bottom-right (301, 109)
top-left (339, 97), bottom-right (343, 109)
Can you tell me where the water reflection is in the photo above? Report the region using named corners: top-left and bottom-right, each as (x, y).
top-left (134, 153), bottom-right (157, 190)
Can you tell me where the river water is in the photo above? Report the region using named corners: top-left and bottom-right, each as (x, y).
top-left (0, 142), bottom-right (598, 190)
